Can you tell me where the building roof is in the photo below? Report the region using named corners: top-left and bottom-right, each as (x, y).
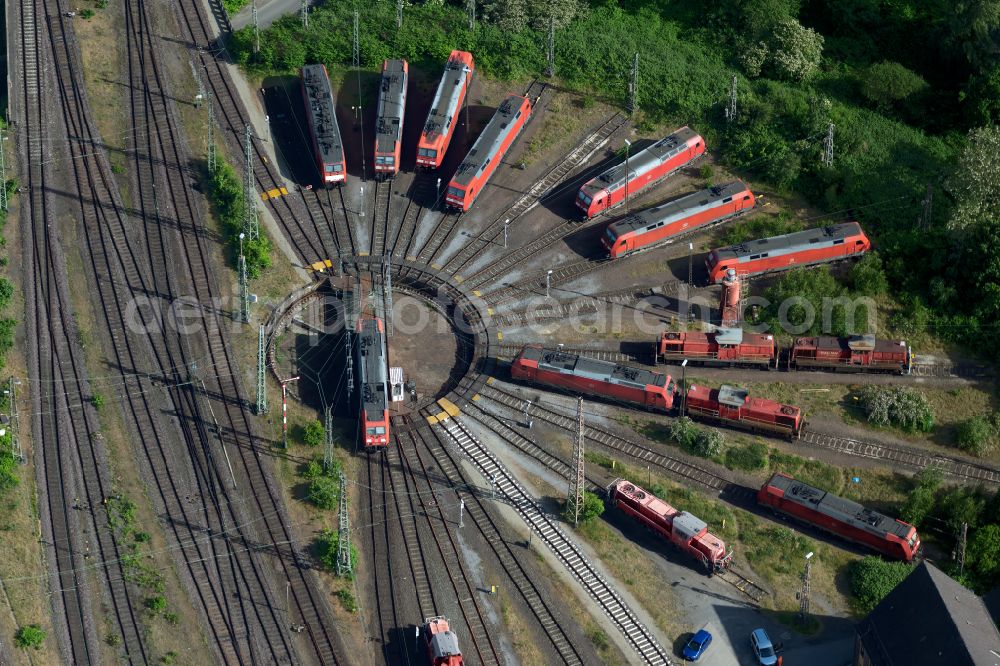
top-left (522, 346), bottom-right (669, 389)
top-left (857, 561), bottom-right (1000, 666)
top-left (582, 127), bottom-right (701, 197)
top-left (608, 181), bottom-right (748, 236)
top-left (301, 64), bottom-right (344, 165)
top-left (375, 59), bottom-right (407, 154)
top-left (714, 222), bottom-right (863, 262)
top-left (452, 95), bottom-right (529, 188)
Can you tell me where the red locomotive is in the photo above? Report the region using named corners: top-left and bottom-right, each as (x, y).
top-left (685, 384), bottom-right (803, 440)
top-left (373, 59), bottom-right (408, 178)
top-left (602, 181), bottom-right (755, 258)
top-left (609, 478), bottom-right (732, 572)
top-left (659, 327), bottom-right (777, 369)
top-left (705, 222), bottom-right (872, 284)
top-left (417, 51), bottom-right (475, 169)
top-left (356, 316), bottom-right (390, 448)
top-left (422, 616), bottom-right (463, 666)
top-left (758, 473), bottom-right (921, 561)
top-left (510, 345), bottom-right (675, 412)
top-left (301, 64), bottom-right (346, 186)
top-left (445, 94), bottom-right (532, 211)
top-left (575, 127), bottom-right (705, 218)
top-left (790, 334), bottom-right (911, 374)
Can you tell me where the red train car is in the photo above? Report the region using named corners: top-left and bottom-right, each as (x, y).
top-left (417, 51), bottom-right (475, 169)
top-left (790, 334), bottom-right (911, 374)
top-left (373, 59), bottom-right (408, 178)
top-left (356, 317), bottom-right (390, 448)
top-left (758, 473), bottom-right (921, 561)
top-left (602, 181), bottom-right (755, 258)
top-left (659, 327), bottom-right (777, 369)
top-left (685, 384), bottom-right (803, 440)
top-left (706, 222), bottom-right (872, 284)
top-left (575, 127), bottom-right (705, 218)
top-left (609, 478), bottom-right (732, 572)
top-left (300, 64), bottom-right (346, 186)
top-left (445, 94), bottom-right (532, 211)
top-left (422, 616), bottom-right (463, 666)
top-left (510, 345), bottom-right (675, 412)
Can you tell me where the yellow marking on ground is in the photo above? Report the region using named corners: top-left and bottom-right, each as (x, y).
top-left (308, 259), bottom-right (335, 272)
top-left (406, 255), bottom-right (417, 262)
top-left (472, 394), bottom-right (480, 401)
top-left (472, 290), bottom-right (482, 297)
top-left (260, 187), bottom-right (289, 201)
top-left (425, 413), bottom-right (440, 425)
top-left (437, 398), bottom-right (460, 418)
top-left (431, 263), bottom-right (442, 270)
top-left (497, 331), bottom-right (504, 341)
top-left (486, 377), bottom-right (495, 385)
top-left (454, 275), bottom-right (464, 283)
top-left (486, 308), bottom-right (494, 316)
top-left (357, 251), bottom-right (370, 257)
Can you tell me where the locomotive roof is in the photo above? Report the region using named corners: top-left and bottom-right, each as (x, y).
top-left (423, 51), bottom-right (473, 143)
top-left (301, 64), bottom-right (344, 166)
top-left (428, 631), bottom-right (461, 659)
top-left (714, 326), bottom-right (744, 345)
top-left (582, 126), bottom-right (701, 197)
top-left (375, 59), bottom-right (407, 154)
top-left (718, 385), bottom-right (748, 407)
top-left (357, 318), bottom-right (388, 421)
top-left (452, 95), bottom-right (529, 188)
top-left (766, 473), bottom-right (911, 540)
top-left (672, 511), bottom-right (708, 540)
top-left (608, 181), bottom-right (747, 235)
top-left (713, 221), bottom-right (863, 262)
top-left (796, 335), bottom-right (906, 353)
top-left (522, 346), bottom-right (668, 388)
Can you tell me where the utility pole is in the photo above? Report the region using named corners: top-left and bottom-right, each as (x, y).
top-left (189, 60), bottom-right (205, 108)
top-left (687, 242), bottom-right (693, 287)
top-left (466, 0), bottom-right (475, 29)
top-left (396, 0), bottom-right (403, 29)
top-left (503, 219), bottom-right (509, 248)
top-left (523, 400), bottom-right (532, 429)
top-left (0, 130), bottom-right (8, 213)
top-left (323, 405), bottom-right (335, 472)
top-left (383, 256), bottom-right (394, 336)
top-left (623, 139), bottom-right (631, 213)
top-left (300, 0), bottom-right (309, 27)
top-left (336, 471), bottom-right (352, 576)
top-left (206, 92), bottom-right (217, 174)
top-left (238, 233), bottom-right (250, 323)
top-left (352, 9), bottom-right (360, 70)
top-left (252, 0), bottom-right (260, 55)
top-left (6, 378), bottom-right (21, 463)
top-left (628, 53), bottom-right (639, 115)
top-left (821, 122), bottom-right (835, 167)
top-left (545, 16), bottom-right (555, 78)
top-left (725, 74), bottom-right (737, 122)
top-left (459, 498), bottom-right (465, 528)
top-left (256, 325), bottom-right (268, 414)
top-left (956, 522), bottom-right (968, 576)
top-left (546, 270), bottom-right (553, 298)
top-left (243, 124), bottom-right (260, 240)
top-left (920, 184), bottom-right (933, 230)
top-left (799, 552), bottom-right (813, 620)
top-left (280, 376), bottom-right (300, 448)
top-left (569, 397), bottom-right (585, 527)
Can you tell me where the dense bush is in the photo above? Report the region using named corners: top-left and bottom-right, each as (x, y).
top-left (307, 475), bottom-right (339, 510)
top-left (724, 441), bottom-right (769, 471)
top-left (669, 417), bottom-right (725, 458)
top-left (300, 420), bottom-right (325, 447)
top-left (856, 386), bottom-right (934, 432)
top-left (14, 625), bottom-right (46, 650)
top-left (860, 61), bottom-right (928, 110)
top-left (849, 252), bottom-right (889, 296)
top-left (206, 161), bottom-right (272, 279)
top-left (957, 416), bottom-right (1000, 457)
top-left (900, 469), bottom-right (941, 527)
top-left (564, 491), bottom-right (604, 525)
top-left (850, 556), bottom-right (914, 614)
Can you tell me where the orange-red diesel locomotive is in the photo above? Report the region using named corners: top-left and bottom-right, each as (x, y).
top-left (422, 616), bottom-right (463, 666)
top-left (511, 345), bottom-right (675, 411)
top-left (684, 383), bottom-right (803, 440)
top-left (417, 50), bottom-right (475, 169)
top-left (758, 473), bottom-right (921, 561)
top-left (445, 94), bottom-right (532, 211)
top-left (609, 478), bottom-right (732, 572)
top-left (575, 127), bottom-right (705, 218)
top-left (706, 221), bottom-right (872, 284)
top-left (373, 59), bottom-right (408, 178)
top-left (790, 334), bottom-right (911, 374)
top-left (602, 180), bottom-right (755, 258)
top-left (659, 327), bottom-right (778, 369)
top-left (300, 64), bottom-right (346, 186)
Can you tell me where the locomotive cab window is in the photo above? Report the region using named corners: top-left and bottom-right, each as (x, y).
top-left (447, 186), bottom-right (464, 199)
top-left (324, 165), bottom-right (335, 173)
top-left (333, 164), bottom-right (343, 172)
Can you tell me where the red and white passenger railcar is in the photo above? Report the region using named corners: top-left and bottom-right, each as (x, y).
top-left (510, 345), bottom-right (675, 412)
top-left (575, 127), bottom-right (705, 218)
top-left (659, 327), bottom-right (777, 369)
top-left (705, 222), bottom-right (872, 284)
top-left (685, 384), bottom-right (803, 440)
top-left (422, 616), bottom-right (463, 666)
top-left (417, 51), bottom-right (475, 169)
top-left (609, 478), bottom-right (732, 572)
top-left (602, 181), bottom-right (755, 258)
top-left (758, 473), bottom-right (921, 561)
top-left (445, 94), bottom-right (532, 211)
top-left (790, 334), bottom-right (911, 374)
top-left (300, 64), bottom-right (346, 185)
top-left (356, 317), bottom-right (390, 448)
top-left (373, 59), bottom-right (408, 178)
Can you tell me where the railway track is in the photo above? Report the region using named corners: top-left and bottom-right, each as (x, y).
top-left (369, 179), bottom-right (392, 257)
top-left (443, 111), bottom-right (627, 279)
top-left (365, 453), bottom-right (406, 664)
top-left (433, 416), bottom-right (673, 665)
top-left (482, 256), bottom-right (615, 306)
top-left (392, 173), bottom-right (435, 259)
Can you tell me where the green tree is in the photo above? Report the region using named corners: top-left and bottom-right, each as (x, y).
top-left (769, 18), bottom-right (824, 81)
top-left (968, 524), bottom-right (1000, 580)
top-left (301, 420), bottom-right (326, 447)
top-left (946, 0), bottom-right (1000, 72)
top-left (14, 625), bottom-right (46, 650)
top-left (564, 491), bottom-right (604, 524)
top-left (850, 556), bottom-right (914, 614)
top-left (900, 469), bottom-right (941, 526)
top-left (949, 125), bottom-right (1000, 231)
top-left (860, 61), bottom-right (928, 110)
top-left (849, 252), bottom-right (889, 296)
top-left (307, 475), bottom-right (339, 510)
top-left (938, 486), bottom-right (987, 531)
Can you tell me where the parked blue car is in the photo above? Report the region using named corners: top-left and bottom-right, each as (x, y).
top-left (682, 628), bottom-right (713, 661)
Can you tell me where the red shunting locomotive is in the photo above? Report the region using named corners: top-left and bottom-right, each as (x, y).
top-left (685, 384), bottom-right (803, 440)
top-left (422, 616), bottom-right (463, 666)
top-left (790, 334), bottom-right (911, 374)
top-left (658, 327), bottom-right (778, 369)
